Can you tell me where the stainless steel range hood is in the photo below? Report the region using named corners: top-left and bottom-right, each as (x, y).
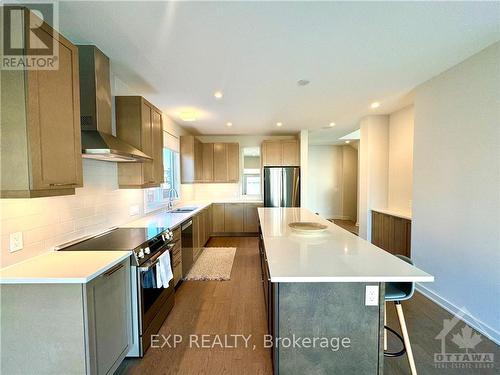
top-left (78, 45), bottom-right (152, 162)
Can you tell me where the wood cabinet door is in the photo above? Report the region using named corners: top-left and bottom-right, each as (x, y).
top-left (26, 27), bottom-right (82, 190)
top-left (151, 109), bottom-right (164, 184)
top-left (262, 141), bottom-right (282, 166)
top-left (180, 136), bottom-right (195, 183)
top-left (212, 203), bottom-right (225, 232)
top-left (86, 261), bottom-right (131, 375)
top-left (224, 203), bottom-right (245, 232)
top-left (206, 204), bottom-right (213, 235)
top-left (141, 102), bottom-right (154, 184)
top-left (213, 143), bottom-right (228, 182)
top-left (194, 139), bottom-right (203, 182)
top-left (244, 203), bottom-right (261, 232)
top-left (227, 143), bottom-right (240, 182)
top-left (281, 140), bottom-right (300, 166)
top-left (202, 143), bottom-right (214, 182)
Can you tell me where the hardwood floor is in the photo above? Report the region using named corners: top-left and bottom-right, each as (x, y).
top-left (332, 219), bottom-right (359, 236)
top-left (117, 237), bottom-right (273, 375)
top-left (117, 236), bottom-right (499, 375)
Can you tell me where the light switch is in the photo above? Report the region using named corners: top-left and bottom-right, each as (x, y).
top-left (9, 232), bottom-right (23, 252)
top-left (365, 285), bottom-right (379, 306)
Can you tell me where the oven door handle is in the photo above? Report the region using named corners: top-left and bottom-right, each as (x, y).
top-left (138, 243), bottom-right (174, 272)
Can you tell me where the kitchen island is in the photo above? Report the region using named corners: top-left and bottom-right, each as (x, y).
top-left (258, 207), bottom-right (433, 374)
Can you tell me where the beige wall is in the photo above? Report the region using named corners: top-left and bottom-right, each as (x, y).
top-left (412, 42), bottom-right (500, 343)
top-left (388, 105), bottom-right (414, 211)
top-left (342, 145), bottom-right (358, 221)
top-left (307, 145), bottom-right (357, 220)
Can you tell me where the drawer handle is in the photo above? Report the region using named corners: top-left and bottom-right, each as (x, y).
top-left (102, 263), bottom-right (124, 277)
top-left (49, 183), bottom-right (77, 187)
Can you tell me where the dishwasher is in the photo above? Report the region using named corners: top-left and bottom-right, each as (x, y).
top-left (181, 219), bottom-right (194, 277)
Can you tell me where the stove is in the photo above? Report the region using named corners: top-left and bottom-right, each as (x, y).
top-left (58, 227), bottom-right (174, 266)
top-left (57, 226), bottom-right (177, 357)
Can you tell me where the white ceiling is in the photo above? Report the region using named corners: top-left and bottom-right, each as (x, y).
top-left (57, 1), bottom-right (500, 144)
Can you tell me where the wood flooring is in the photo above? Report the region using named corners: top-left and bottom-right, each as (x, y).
top-left (117, 236), bottom-right (499, 375)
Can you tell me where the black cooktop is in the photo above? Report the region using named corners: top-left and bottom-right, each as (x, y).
top-left (60, 227), bottom-right (167, 251)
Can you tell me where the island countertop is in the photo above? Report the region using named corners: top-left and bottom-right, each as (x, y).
top-left (258, 207), bottom-right (433, 283)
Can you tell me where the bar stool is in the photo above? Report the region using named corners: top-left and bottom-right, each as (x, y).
top-left (384, 255), bottom-right (417, 375)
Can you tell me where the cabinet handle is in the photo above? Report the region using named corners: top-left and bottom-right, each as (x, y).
top-left (102, 263), bottom-right (124, 278)
top-left (49, 183), bottom-right (77, 187)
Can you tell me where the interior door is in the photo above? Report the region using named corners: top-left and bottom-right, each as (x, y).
top-left (264, 167), bottom-right (282, 207)
top-left (282, 167), bottom-right (300, 207)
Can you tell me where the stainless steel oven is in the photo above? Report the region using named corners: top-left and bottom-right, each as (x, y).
top-left (137, 242), bottom-right (175, 355)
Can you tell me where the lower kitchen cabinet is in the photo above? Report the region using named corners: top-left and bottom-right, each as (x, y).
top-left (244, 203), bottom-right (262, 233)
top-left (0, 259), bottom-right (131, 375)
top-left (224, 203), bottom-right (245, 232)
top-left (172, 227), bottom-right (182, 287)
top-left (210, 203), bottom-right (262, 234)
top-left (371, 210), bottom-right (411, 257)
top-left (212, 203), bottom-right (225, 232)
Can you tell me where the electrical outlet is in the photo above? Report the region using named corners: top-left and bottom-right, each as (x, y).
top-left (365, 285), bottom-right (379, 306)
top-left (9, 232), bottom-right (23, 253)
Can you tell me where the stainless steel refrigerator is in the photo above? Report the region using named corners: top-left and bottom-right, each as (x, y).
top-left (263, 167), bottom-right (300, 207)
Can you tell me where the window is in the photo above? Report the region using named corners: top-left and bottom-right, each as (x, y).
top-left (144, 148), bottom-right (180, 213)
top-left (241, 147), bottom-right (261, 196)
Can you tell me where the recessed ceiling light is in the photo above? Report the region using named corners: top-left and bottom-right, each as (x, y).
top-left (297, 79), bottom-right (310, 86)
top-left (179, 110), bottom-right (197, 122)
top-left (276, 122), bottom-right (283, 127)
top-left (226, 122), bottom-right (232, 127)
top-left (214, 91), bottom-right (223, 99)
top-left (370, 102), bottom-right (380, 109)
top-left (329, 122), bottom-right (336, 127)
top-left (345, 140), bottom-right (350, 144)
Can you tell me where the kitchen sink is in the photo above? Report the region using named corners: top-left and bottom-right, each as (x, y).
top-left (169, 207), bottom-right (198, 213)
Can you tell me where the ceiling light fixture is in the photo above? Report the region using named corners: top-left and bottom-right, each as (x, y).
top-left (226, 122), bottom-right (232, 127)
top-left (329, 122), bottom-right (336, 127)
top-left (179, 110), bottom-right (197, 122)
top-left (276, 122), bottom-right (283, 127)
top-left (370, 102), bottom-right (380, 109)
top-left (345, 140), bottom-right (350, 144)
top-left (214, 91), bottom-right (223, 99)
top-left (297, 79), bottom-right (310, 86)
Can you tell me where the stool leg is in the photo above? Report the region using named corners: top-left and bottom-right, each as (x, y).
top-left (384, 302), bottom-right (387, 351)
top-left (395, 302), bottom-right (417, 375)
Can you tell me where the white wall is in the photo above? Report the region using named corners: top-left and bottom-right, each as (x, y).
top-left (388, 105), bottom-right (414, 212)
top-left (358, 115), bottom-right (389, 239)
top-left (308, 146), bottom-right (343, 218)
top-left (412, 42), bottom-right (500, 343)
top-left (342, 145), bottom-right (358, 221)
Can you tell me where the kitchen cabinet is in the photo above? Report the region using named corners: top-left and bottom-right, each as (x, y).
top-left (202, 143), bottom-right (214, 181)
top-left (213, 143), bottom-right (228, 182)
top-left (227, 143), bottom-right (240, 182)
top-left (224, 203), bottom-right (245, 233)
top-left (261, 139), bottom-right (300, 167)
top-left (212, 203), bottom-right (225, 233)
top-left (1, 9), bottom-right (83, 198)
top-left (0, 259), bottom-right (131, 375)
top-left (116, 96), bottom-right (164, 188)
top-left (180, 138), bottom-right (240, 183)
top-left (371, 210), bottom-right (411, 257)
top-left (244, 203), bottom-right (262, 233)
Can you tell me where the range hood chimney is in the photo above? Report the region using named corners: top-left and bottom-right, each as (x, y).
top-left (78, 45), bottom-right (152, 162)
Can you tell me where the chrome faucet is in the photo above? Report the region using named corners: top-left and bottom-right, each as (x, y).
top-left (166, 187), bottom-right (179, 211)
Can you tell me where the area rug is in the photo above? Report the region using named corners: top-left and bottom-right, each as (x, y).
top-left (184, 247), bottom-right (236, 281)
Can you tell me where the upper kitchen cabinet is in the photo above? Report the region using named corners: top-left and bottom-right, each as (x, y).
top-left (116, 96), bottom-right (164, 188)
top-left (180, 137), bottom-right (240, 183)
top-left (261, 139), bottom-right (300, 167)
top-left (180, 135), bottom-right (202, 183)
top-left (0, 9), bottom-right (83, 198)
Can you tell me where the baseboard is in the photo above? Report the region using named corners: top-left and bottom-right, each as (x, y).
top-left (416, 284), bottom-right (500, 345)
top-left (210, 232), bottom-right (258, 237)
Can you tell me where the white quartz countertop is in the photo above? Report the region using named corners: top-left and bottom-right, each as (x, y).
top-left (258, 208), bottom-right (433, 283)
top-left (121, 200), bottom-right (263, 230)
top-left (0, 251), bottom-right (131, 284)
top-left (371, 207), bottom-right (412, 220)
